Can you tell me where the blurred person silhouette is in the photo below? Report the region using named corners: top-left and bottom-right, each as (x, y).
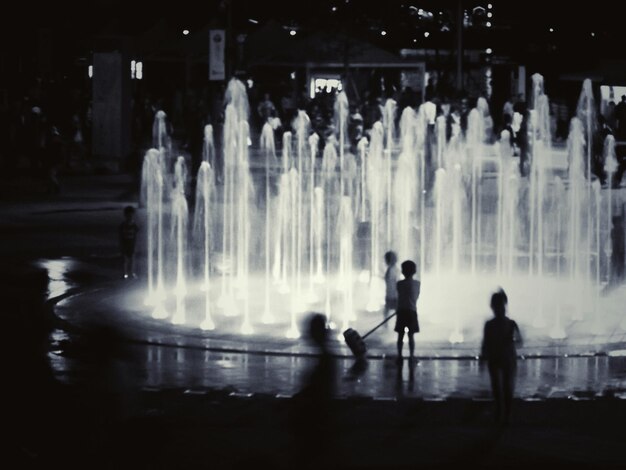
top-left (45, 124), bottom-right (64, 195)
top-left (4, 267), bottom-right (61, 464)
top-left (394, 260), bottom-right (420, 365)
top-left (593, 115), bottom-right (614, 185)
top-left (76, 317), bottom-right (142, 466)
top-left (25, 105), bottom-right (47, 172)
top-left (517, 109), bottom-right (530, 176)
top-left (257, 92), bottom-right (277, 128)
top-left (502, 97), bottom-right (514, 127)
top-left (615, 95), bottom-right (626, 140)
top-left (556, 98), bottom-right (570, 141)
top-left (610, 216), bottom-right (625, 284)
top-left (383, 251), bottom-right (401, 330)
top-left (291, 313), bottom-right (336, 469)
top-left (480, 288), bottom-right (523, 425)
top-left (119, 206), bottom-right (139, 279)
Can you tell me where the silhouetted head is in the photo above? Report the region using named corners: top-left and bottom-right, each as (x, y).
top-left (384, 251), bottom-right (398, 266)
top-left (401, 260), bottom-right (417, 278)
top-left (490, 288), bottom-right (508, 318)
top-left (308, 313), bottom-right (328, 347)
top-left (124, 205), bottom-right (136, 220)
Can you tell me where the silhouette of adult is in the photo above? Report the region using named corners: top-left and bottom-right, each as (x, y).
top-left (5, 267), bottom-right (60, 464)
top-left (481, 288), bottom-right (523, 424)
top-left (257, 93), bottom-right (277, 127)
top-left (615, 95), bottom-right (626, 140)
top-left (611, 216), bottom-right (625, 284)
top-left (517, 109), bottom-right (530, 177)
top-left (291, 313), bottom-right (336, 469)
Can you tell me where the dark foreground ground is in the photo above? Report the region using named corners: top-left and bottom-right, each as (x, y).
top-left (7, 379), bottom-right (626, 469)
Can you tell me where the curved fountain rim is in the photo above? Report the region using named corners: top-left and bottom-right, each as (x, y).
top-left (51, 281), bottom-right (626, 360)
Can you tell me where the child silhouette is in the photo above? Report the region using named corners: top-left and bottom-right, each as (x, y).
top-left (119, 206), bottom-right (139, 279)
top-left (481, 288), bottom-right (523, 424)
top-left (394, 260), bottom-right (420, 364)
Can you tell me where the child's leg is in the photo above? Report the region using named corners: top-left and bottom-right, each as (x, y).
top-left (408, 333), bottom-right (415, 358)
top-left (396, 331), bottom-right (405, 358)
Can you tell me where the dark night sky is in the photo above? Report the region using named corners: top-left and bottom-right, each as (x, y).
top-left (3, 0), bottom-right (623, 48)
top-left (1, 0), bottom-right (624, 76)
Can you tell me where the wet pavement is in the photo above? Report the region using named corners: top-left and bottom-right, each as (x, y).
top-left (48, 276), bottom-right (626, 400)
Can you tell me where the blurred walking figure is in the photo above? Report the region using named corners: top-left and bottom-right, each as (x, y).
top-left (46, 125), bottom-right (64, 195)
top-left (481, 288), bottom-right (523, 424)
top-left (257, 93), bottom-right (277, 126)
top-left (291, 313), bottom-right (336, 469)
top-left (119, 206), bottom-right (139, 279)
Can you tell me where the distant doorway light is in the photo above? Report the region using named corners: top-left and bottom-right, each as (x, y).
top-left (88, 65), bottom-right (93, 78)
top-left (136, 61), bottom-right (143, 80)
top-left (310, 77), bottom-right (343, 99)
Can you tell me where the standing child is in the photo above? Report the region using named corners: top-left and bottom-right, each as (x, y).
top-left (119, 206), bottom-right (139, 279)
top-left (383, 251), bottom-right (401, 329)
top-left (481, 288), bottom-right (523, 424)
top-left (394, 260), bottom-right (420, 364)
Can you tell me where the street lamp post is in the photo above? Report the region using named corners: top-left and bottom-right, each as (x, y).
top-left (456, 0), bottom-right (464, 91)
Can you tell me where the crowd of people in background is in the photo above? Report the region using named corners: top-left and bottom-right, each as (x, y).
top-left (3, 73), bottom-right (626, 194)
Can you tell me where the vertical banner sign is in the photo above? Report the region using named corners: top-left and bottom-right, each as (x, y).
top-left (209, 29), bottom-right (225, 81)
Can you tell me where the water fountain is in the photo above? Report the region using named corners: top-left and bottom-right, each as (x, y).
top-left (134, 76), bottom-right (625, 350)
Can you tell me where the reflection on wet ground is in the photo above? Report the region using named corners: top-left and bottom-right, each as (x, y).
top-left (41, 257), bottom-right (626, 400)
top-left (49, 343), bottom-right (626, 399)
